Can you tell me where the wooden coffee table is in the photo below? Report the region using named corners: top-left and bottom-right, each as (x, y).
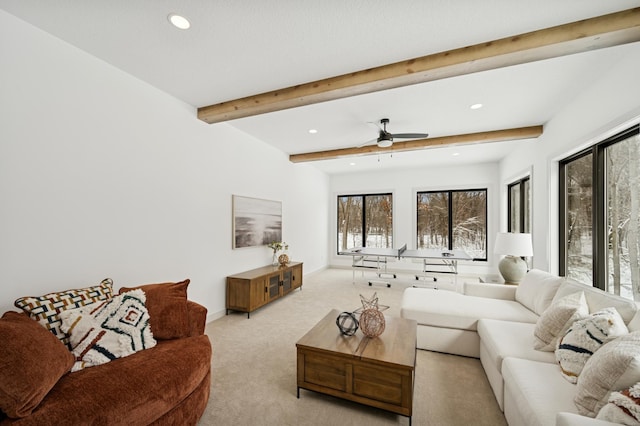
top-left (296, 309), bottom-right (417, 424)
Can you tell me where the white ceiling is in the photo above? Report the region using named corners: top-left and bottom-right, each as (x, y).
top-left (2, 1), bottom-right (640, 174)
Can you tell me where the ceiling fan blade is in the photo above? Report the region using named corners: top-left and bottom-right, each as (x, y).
top-left (367, 121), bottom-right (383, 131)
top-left (391, 132), bottom-right (429, 139)
top-left (356, 137), bottom-right (378, 148)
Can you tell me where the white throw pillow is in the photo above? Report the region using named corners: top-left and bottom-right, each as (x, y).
top-left (575, 332), bottom-right (640, 417)
top-left (556, 307), bottom-right (629, 383)
top-left (60, 289), bottom-right (156, 372)
top-left (515, 269), bottom-right (564, 315)
top-left (534, 291), bottom-right (588, 351)
top-left (553, 279), bottom-right (638, 324)
top-left (596, 382), bottom-right (640, 425)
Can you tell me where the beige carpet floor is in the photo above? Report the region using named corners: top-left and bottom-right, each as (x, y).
top-left (200, 268), bottom-right (507, 426)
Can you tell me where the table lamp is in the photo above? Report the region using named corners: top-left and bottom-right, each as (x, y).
top-left (494, 232), bottom-right (533, 284)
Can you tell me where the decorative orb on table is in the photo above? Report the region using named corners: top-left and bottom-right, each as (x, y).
top-left (359, 308), bottom-right (386, 338)
top-left (336, 312), bottom-right (359, 336)
top-left (278, 253), bottom-right (290, 266)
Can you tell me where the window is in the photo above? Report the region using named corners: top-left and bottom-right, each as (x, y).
top-left (561, 152), bottom-right (594, 285)
top-left (337, 193), bottom-right (392, 252)
top-left (560, 125), bottom-right (640, 300)
top-left (416, 189), bottom-right (487, 260)
top-left (508, 176), bottom-right (531, 233)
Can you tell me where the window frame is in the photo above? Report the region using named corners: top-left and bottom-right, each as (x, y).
top-left (508, 176), bottom-right (531, 233)
top-left (559, 124), bottom-right (640, 291)
top-left (336, 192), bottom-right (393, 253)
top-left (416, 188), bottom-right (488, 261)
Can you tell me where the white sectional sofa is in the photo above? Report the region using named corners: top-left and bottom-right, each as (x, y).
top-left (401, 269), bottom-right (640, 426)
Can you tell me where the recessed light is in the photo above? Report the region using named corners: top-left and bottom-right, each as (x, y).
top-left (470, 103), bottom-right (483, 110)
top-left (308, 129), bottom-right (318, 134)
top-left (349, 162), bottom-right (356, 166)
top-left (168, 13), bottom-right (190, 30)
top-left (453, 152), bottom-right (460, 156)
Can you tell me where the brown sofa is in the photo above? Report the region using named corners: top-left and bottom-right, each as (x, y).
top-left (0, 280), bottom-right (212, 425)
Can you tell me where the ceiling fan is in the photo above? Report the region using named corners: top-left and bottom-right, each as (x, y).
top-left (362, 118), bottom-right (429, 148)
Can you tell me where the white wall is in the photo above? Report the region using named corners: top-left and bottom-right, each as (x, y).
top-left (499, 48), bottom-right (640, 274)
top-left (0, 10), bottom-right (329, 318)
top-left (329, 162), bottom-right (500, 276)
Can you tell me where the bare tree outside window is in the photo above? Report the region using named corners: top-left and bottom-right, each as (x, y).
top-left (417, 189), bottom-right (487, 260)
top-left (337, 194), bottom-right (392, 252)
top-left (565, 153), bottom-right (594, 286)
top-left (337, 196), bottom-right (362, 250)
top-left (561, 125), bottom-right (639, 301)
top-left (606, 133), bottom-right (640, 300)
top-left (417, 192), bottom-right (449, 249)
top-left (452, 190), bottom-right (487, 259)
top-left (508, 177), bottom-right (531, 233)
top-left (509, 184), bottom-right (521, 233)
top-left (365, 195), bottom-right (393, 248)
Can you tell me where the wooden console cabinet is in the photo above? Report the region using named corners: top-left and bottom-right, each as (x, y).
top-left (226, 262), bottom-right (303, 318)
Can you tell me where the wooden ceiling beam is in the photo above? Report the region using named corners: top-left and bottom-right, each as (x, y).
top-left (198, 8), bottom-right (640, 124)
top-left (288, 126), bottom-right (544, 163)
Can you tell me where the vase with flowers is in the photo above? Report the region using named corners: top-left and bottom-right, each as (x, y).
top-left (267, 241), bottom-right (288, 266)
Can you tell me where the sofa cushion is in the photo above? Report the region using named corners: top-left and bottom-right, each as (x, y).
top-left (596, 382), bottom-right (640, 424)
top-left (13, 335), bottom-right (212, 425)
top-left (553, 279), bottom-right (638, 325)
top-left (0, 311), bottom-right (74, 418)
top-left (401, 288), bottom-right (538, 331)
top-left (628, 312), bottom-right (640, 333)
top-left (556, 412), bottom-right (621, 426)
top-left (119, 279), bottom-right (190, 340)
top-left (516, 269), bottom-right (564, 315)
top-left (478, 319), bottom-right (556, 374)
top-left (534, 291), bottom-right (589, 351)
top-left (60, 290), bottom-right (156, 372)
top-left (14, 278), bottom-right (114, 349)
top-left (575, 331), bottom-right (640, 417)
top-left (556, 308), bottom-right (628, 384)
top-left (479, 319), bottom-right (557, 411)
top-left (464, 282), bottom-right (517, 300)
top-left (502, 357), bottom-right (580, 426)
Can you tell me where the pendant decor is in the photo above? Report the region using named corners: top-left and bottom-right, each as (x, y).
top-left (278, 253), bottom-right (290, 266)
top-left (335, 311), bottom-right (359, 336)
top-left (354, 293), bottom-right (389, 338)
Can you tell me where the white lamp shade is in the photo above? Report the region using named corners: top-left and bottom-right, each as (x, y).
top-left (494, 232), bottom-right (533, 257)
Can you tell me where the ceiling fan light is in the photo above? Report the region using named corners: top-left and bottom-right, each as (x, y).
top-left (377, 138), bottom-right (393, 148)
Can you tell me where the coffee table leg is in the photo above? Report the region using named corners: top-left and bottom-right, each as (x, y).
top-left (297, 387), bottom-right (300, 399)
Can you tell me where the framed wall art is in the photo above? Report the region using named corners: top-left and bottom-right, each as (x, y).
top-left (232, 195), bottom-right (282, 249)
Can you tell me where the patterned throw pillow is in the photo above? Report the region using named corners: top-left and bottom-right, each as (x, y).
top-left (597, 382), bottom-right (640, 424)
top-left (556, 307), bottom-right (629, 383)
top-left (575, 332), bottom-right (640, 417)
top-left (14, 278), bottom-right (114, 349)
top-left (534, 291), bottom-right (589, 351)
top-left (59, 289), bottom-right (156, 372)
top-left (118, 279), bottom-right (190, 340)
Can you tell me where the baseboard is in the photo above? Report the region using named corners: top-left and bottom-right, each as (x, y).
top-left (207, 309), bottom-right (226, 324)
